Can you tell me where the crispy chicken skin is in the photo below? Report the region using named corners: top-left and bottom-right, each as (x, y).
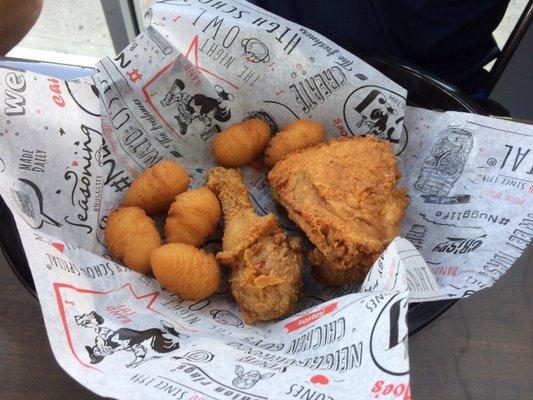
top-left (268, 136), bottom-right (408, 286)
top-left (207, 167), bottom-right (303, 324)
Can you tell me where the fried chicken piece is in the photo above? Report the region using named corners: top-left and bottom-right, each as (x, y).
top-left (268, 136), bottom-right (408, 286)
top-left (308, 248), bottom-right (380, 286)
top-left (207, 167), bottom-right (303, 324)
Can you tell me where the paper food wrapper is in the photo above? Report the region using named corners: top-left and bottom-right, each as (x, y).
top-left (0, 1), bottom-right (531, 399)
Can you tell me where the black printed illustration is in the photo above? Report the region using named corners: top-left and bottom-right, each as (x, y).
top-left (94, 145), bottom-right (105, 167)
top-left (146, 25), bottom-right (174, 56)
top-left (370, 293), bottom-right (409, 376)
top-left (210, 309), bottom-right (244, 328)
top-left (245, 109), bottom-right (280, 134)
top-left (65, 80), bottom-right (101, 117)
top-left (241, 38), bottom-right (270, 63)
top-left (356, 101), bottom-right (398, 137)
top-left (414, 127), bottom-right (473, 204)
top-left (353, 89), bottom-right (399, 139)
top-left (75, 311), bottom-right (187, 368)
top-left (160, 79), bottom-right (233, 141)
top-left (10, 178), bottom-right (62, 229)
top-left (343, 86), bottom-right (405, 145)
top-left (173, 350), bottom-right (214, 363)
top-left (232, 365), bottom-right (274, 390)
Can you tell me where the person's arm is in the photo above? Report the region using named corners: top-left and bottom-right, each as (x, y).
top-left (0, 0), bottom-right (43, 55)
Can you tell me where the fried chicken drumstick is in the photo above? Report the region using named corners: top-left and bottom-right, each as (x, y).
top-left (207, 167), bottom-right (303, 324)
top-left (268, 136), bottom-right (408, 286)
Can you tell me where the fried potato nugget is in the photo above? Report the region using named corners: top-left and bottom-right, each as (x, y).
top-left (124, 160), bottom-right (190, 214)
top-left (165, 187), bottom-right (221, 246)
top-left (212, 119), bottom-right (271, 167)
top-left (105, 207), bottom-right (162, 274)
top-left (151, 243), bottom-right (221, 300)
top-left (265, 120), bottom-right (324, 167)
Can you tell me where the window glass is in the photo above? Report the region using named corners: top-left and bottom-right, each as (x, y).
top-left (8, 0), bottom-right (114, 65)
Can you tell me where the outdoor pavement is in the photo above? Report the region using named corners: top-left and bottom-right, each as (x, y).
top-left (6, 0), bottom-right (529, 67)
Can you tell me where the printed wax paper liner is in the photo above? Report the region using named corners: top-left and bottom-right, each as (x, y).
top-left (0, 0), bottom-right (531, 398)
top-left (15, 222), bottom-right (412, 400)
top-left (399, 106), bottom-right (532, 300)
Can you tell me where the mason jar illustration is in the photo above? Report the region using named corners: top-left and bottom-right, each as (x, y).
top-left (414, 127), bottom-right (473, 196)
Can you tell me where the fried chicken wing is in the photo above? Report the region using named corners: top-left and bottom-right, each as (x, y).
top-left (207, 167), bottom-right (303, 324)
top-left (268, 136), bottom-right (408, 286)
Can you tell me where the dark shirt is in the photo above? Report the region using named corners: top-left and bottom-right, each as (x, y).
top-left (249, 0), bottom-right (509, 95)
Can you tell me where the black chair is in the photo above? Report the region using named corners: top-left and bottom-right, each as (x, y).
top-left (488, 0), bottom-right (533, 120)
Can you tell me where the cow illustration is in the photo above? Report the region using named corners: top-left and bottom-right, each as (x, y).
top-left (232, 365), bottom-right (274, 390)
top-left (160, 79), bottom-right (233, 141)
top-left (75, 311), bottom-right (188, 368)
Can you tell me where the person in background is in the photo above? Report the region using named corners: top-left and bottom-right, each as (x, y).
top-left (0, 0), bottom-right (510, 100)
top-left (250, 0), bottom-right (510, 98)
top-left (0, 0), bottom-right (43, 55)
